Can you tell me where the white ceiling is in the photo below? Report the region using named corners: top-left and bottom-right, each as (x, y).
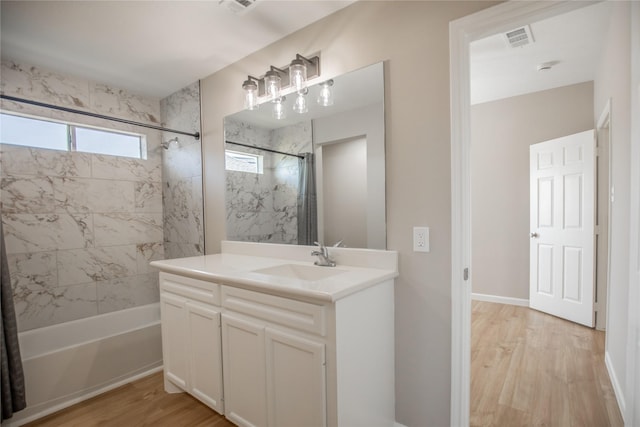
top-left (0, 0), bottom-right (353, 99)
top-left (470, 1), bottom-right (612, 105)
top-left (1, 1), bottom-right (612, 104)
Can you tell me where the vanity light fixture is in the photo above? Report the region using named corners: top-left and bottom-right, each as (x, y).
top-left (264, 69), bottom-right (283, 101)
top-left (272, 96), bottom-right (287, 120)
top-left (317, 80), bottom-right (334, 107)
top-left (293, 88), bottom-right (309, 114)
top-left (241, 53), bottom-right (321, 110)
top-left (289, 54), bottom-right (318, 92)
top-left (242, 76), bottom-right (260, 110)
top-left (289, 59), bottom-right (307, 92)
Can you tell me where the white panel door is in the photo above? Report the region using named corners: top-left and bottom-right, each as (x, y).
top-left (529, 130), bottom-right (595, 327)
top-left (265, 328), bottom-right (326, 427)
top-left (221, 314), bottom-right (267, 427)
top-left (186, 302), bottom-right (224, 413)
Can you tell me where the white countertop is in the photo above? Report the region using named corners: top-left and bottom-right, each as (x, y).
top-left (150, 247), bottom-right (398, 303)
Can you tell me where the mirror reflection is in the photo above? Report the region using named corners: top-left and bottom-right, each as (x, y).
top-left (224, 62), bottom-right (385, 249)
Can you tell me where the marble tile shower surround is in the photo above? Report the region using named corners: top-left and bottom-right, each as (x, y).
top-left (225, 119), bottom-right (311, 244)
top-left (160, 81), bottom-right (204, 259)
top-left (0, 60), bottom-right (165, 332)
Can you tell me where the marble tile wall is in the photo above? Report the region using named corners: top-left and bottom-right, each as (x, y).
top-left (225, 119), bottom-right (311, 244)
top-left (0, 60), bottom-right (164, 331)
top-left (160, 82), bottom-right (204, 259)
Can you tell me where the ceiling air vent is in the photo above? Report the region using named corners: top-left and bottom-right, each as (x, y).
top-left (503, 25), bottom-right (534, 48)
top-left (218, 0), bottom-right (258, 15)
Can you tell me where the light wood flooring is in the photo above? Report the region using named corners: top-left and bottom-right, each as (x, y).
top-left (471, 300), bottom-right (624, 427)
top-left (24, 372), bottom-right (235, 427)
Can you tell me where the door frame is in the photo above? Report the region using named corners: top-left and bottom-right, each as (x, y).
top-left (449, 2), bottom-right (598, 424)
top-left (625, 1), bottom-right (640, 424)
top-left (596, 100), bottom-right (613, 332)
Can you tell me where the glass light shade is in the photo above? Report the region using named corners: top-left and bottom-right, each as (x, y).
top-left (264, 71), bottom-right (281, 101)
top-left (272, 96), bottom-right (286, 120)
top-left (242, 79), bottom-right (259, 110)
top-left (289, 59), bottom-right (307, 92)
top-left (317, 80), bottom-right (334, 107)
top-left (293, 91), bottom-right (308, 114)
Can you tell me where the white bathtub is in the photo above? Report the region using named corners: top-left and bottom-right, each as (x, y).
top-left (6, 304), bottom-right (163, 426)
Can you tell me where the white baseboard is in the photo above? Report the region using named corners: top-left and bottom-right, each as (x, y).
top-left (471, 292), bottom-right (529, 307)
top-left (605, 351), bottom-right (626, 422)
top-left (5, 365), bottom-right (163, 427)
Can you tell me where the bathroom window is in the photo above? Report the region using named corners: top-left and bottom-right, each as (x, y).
top-left (0, 112), bottom-right (146, 159)
top-left (225, 150), bottom-right (263, 174)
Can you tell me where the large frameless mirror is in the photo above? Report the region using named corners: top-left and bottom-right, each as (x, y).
top-left (224, 61), bottom-right (385, 249)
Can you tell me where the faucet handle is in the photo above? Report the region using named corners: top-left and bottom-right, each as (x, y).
top-left (332, 240), bottom-right (345, 248)
top-left (312, 241), bottom-right (328, 257)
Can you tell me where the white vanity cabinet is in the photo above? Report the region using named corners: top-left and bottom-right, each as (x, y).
top-left (221, 286), bottom-right (327, 427)
top-left (159, 273), bottom-right (224, 414)
top-left (153, 244), bottom-right (397, 427)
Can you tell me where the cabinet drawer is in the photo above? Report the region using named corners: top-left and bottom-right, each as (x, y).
top-left (160, 272), bottom-right (220, 306)
top-left (222, 286), bottom-right (326, 336)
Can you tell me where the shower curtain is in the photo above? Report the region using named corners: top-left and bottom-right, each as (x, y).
top-left (1, 219), bottom-right (26, 420)
top-left (297, 153), bottom-right (318, 245)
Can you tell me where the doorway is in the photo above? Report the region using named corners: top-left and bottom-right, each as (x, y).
top-left (449, 2), bottom-right (614, 425)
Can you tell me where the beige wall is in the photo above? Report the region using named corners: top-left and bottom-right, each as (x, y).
top-left (200, 1), bottom-right (497, 425)
top-left (321, 137), bottom-right (368, 248)
top-left (470, 82), bottom-right (594, 300)
top-left (314, 101), bottom-right (386, 249)
top-left (593, 0), bottom-right (632, 408)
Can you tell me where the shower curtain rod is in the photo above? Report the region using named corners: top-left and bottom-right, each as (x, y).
top-left (0, 94), bottom-right (200, 140)
top-left (226, 140), bottom-right (304, 159)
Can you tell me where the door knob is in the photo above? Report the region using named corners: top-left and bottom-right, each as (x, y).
top-left (530, 232), bottom-right (539, 238)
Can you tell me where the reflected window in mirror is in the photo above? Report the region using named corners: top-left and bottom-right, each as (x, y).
top-left (226, 150), bottom-right (264, 174)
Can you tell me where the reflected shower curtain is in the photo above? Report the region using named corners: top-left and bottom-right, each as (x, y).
top-left (1, 219), bottom-right (26, 420)
top-left (297, 153), bottom-right (318, 245)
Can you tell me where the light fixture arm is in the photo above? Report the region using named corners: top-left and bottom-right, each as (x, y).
top-left (295, 54), bottom-right (320, 77)
top-left (268, 65), bottom-right (288, 87)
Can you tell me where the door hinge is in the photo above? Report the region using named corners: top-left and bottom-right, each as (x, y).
top-left (463, 268), bottom-right (469, 281)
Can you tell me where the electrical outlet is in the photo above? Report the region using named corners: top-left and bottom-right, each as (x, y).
top-left (413, 226), bottom-right (430, 252)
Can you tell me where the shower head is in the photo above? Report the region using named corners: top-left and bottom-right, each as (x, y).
top-left (161, 137), bottom-right (179, 150)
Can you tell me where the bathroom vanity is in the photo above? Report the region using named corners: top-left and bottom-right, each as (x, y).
top-left (151, 241), bottom-right (398, 427)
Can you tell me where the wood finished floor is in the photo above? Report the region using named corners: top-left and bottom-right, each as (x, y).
top-left (471, 301), bottom-right (624, 427)
top-left (24, 372), bottom-right (235, 427)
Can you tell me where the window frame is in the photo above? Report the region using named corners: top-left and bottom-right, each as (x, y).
top-left (0, 111), bottom-right (147, 159)
top-left (225, 149), bottom-right (264, 174)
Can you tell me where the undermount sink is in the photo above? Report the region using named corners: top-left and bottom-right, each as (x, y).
top-left (253, 264), bottom-right (347, 281)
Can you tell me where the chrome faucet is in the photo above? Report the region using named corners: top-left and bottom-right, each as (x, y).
top-left (311, 242), bottom-right (336, 267)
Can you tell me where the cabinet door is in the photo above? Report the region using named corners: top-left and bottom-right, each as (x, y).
top-left (160, 293), bottom-right (188, 390)
top-left (265, 329), bottom-right (326, 427)
top-left (222, 314), bottom-right (267, 427)
top-left (186, 302), bottom-right (224, 413)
